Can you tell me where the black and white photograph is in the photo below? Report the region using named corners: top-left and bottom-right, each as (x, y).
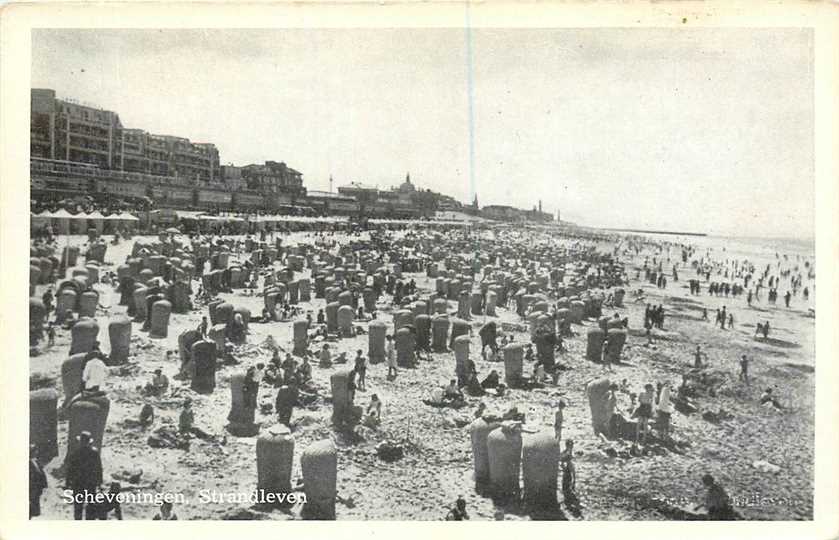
top-left (2, 1), bottom-right (838, 531)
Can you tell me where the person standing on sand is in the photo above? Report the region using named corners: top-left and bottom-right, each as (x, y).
top-left (197, 316), bottom-right (208, 338)
top-left (738, 355), bottom-right (751, 385)
top-left (554, 400), bottom-right (565, 442)
top-left (385, 335), bottom-right (397, 379)
top-left (560, 440), bottom-right (579, 512)
top-left (29, 444), bottom-right (47, 518)
top-left (606, 384), bottom-right (620, 438)
top-left (65, 431), bottom-right (103, 520)
top-left (602, 340), bottom-right (613, 372)
top-left (657, 382), bottom-right (674, 439)
top-left (354, 350), bottom-right (367, 392)
top-left (635, 384), bottom-right (655, 445)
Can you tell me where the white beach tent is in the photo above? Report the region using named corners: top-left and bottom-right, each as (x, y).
top-left (116, 213), bottom-right (140, 228)
top-left (87, 210), bottom-right (107, 235)
top-left (50, 208), bottom-right (75, 235)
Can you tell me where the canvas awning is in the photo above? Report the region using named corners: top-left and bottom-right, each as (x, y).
top-left (176, 210), bottom-right (205, 220)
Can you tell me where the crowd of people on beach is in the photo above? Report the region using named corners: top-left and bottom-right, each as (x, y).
top-left (27, 217), bottom-right (814, 521)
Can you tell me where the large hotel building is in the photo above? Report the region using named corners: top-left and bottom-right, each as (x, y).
top-left (30, 89), bottom-right (551, 222)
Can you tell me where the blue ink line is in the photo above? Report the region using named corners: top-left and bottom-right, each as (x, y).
top-left (465, 1), bottom-right (476, 203)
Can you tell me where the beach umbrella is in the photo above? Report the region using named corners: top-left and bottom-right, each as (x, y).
top-left (165, 227), bottom-right (181, 234)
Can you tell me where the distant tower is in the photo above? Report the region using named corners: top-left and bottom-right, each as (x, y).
top-left (472, 193), bottom-right (479, 209)
top-left (406, 172), bottom-right (411, 185)
top-left (538, 199), bottom-right (542, 213)
top-left (329, 175), bottom-right (333, 193)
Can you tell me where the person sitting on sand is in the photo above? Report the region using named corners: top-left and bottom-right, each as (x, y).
top-left (152, 501), bottom-right (178, 520)
top-left (364, 394), bottom-right (382, 427)
top-left (428, 385), bottom-right (446, 405)
top-left (695, 474), bottom-right (735, 520)
top-left (759, 388), bottom-right (784, 410)
top-left (444, 379), bottom-right (464, 402)
top-left (445, 496), bottom-right (469, 521)
top-left (473, 401), bottom-right (487, 419)
top-left (502, 406), bottom-right (525, 422)
top-left (693, 345), bottom-right (708, 368)
top-left (179, 399), bottom-right (212, 440)
top-left (481, 370), bottom-right (501, 390)
top-left (145, 369), bottom-right (169, 397)
top-left (281, 354), bottom-right (297, 383)
top-left (296, 356), bottom-right (312, 384)
top-left (265, 355), bottom-right (283, 387)
top-left (464, 372), bottom-right (485, 396)
top-left (318, 344), bottom-right (332, 368)
top-left (316, 309), bottom-right (325, 325)
top-left (138, 404), bottom-right (155, 427)
top-left (533, 362), bottom-right (546, 384)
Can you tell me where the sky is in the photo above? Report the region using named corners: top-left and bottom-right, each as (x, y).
top-left (32, 28), bottom-right (814, 237)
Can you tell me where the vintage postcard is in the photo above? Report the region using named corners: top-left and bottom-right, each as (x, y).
top-left (1, 1), bottom-right (837, 538)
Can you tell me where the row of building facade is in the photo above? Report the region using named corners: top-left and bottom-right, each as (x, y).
top-left (30, 88), bottom-right (555, 222)
top-left (31, 88), bottom-right (304, 196)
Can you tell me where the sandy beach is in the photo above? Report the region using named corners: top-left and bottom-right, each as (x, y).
top-left (29, 228), bottom-right (815, 520)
